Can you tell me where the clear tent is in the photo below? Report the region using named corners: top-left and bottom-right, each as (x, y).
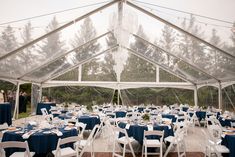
top-left (0, 0), bottom-right (234, 118)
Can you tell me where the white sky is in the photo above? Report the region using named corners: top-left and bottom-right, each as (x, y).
top-left (0, 0), bottom-right (234, 44)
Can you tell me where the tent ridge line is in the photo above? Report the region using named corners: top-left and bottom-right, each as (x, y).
top-left (18, 31), bottom-right (112, 79)
top-left (0, 0), bottom-right (119, 61)
top-left (131, 33), bottom-right (220, 82)
top-left (126, 0), bottom-right (235, 60)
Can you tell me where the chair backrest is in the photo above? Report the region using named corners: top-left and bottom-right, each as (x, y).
top-left (112, 125), bottom-right (132, 143)
top-left (55, 136), bottom-right (80, 157)
top-left (76, 122), bottom-right (87, 137)
top-left (87, 125), bottom-right (100, 144)
top-left (207, 124), bottom-right (222, 144)
top-left (144, 130), bottom-right (164, 143)
top-left (41, 108), bottom-right (48, 115)
top-left (0, 141), bottom-right (32, 157)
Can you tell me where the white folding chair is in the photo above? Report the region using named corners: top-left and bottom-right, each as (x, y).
top-left (202, 126), bottom-right (229, 157)
top-left (112, 125), bottom-right (136, 157)
top-left (106, 113), bottom-right (117, 126)
top-left (0, 141), bottom-right (35, 157)
top-left (164, 127), bottom-right (186, 157)
top-left (41, 108), bottom-right (48, 115)
top-left (52, 136), bottom-right (80, 157)
top-left (75, 124), bottom-right (99, 157)
top-left (76, 122), bottom-right (87, 139)
top-left (142, 130), bottom-right (164, 157)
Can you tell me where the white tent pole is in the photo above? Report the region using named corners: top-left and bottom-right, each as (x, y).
top-left (13, 82), bottom-right (20, 120)
top-left (218, 82), bottom-right (222, 110)
top-left (117, 89), bottom-right (120, 105)
top-left (194, 85), bottom-right (198, 107)
top-left (38, 85), bottom-right (42, 102)
top-left (156, 65), bottom-right (159, 83)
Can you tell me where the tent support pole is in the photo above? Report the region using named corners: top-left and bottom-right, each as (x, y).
top-left (218, 82), bottom-right (222, 110)
top-left (194, 85), bottom-right (198, 107)
top-left (38, 85), bottom-right (42, 102)
top-left (13, 82), bottom-right (20, 120)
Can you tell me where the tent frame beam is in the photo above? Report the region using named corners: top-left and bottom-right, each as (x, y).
top-left (126, 1), bottom-right (235, 60)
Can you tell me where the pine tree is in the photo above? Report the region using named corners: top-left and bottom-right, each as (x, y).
top-left (37, 16), bottom-right (66, 79)
top-left (71, 17), bottom-right (100, 81)
top-left (0, 25), bottom-right (19, 74)
top-left (19, 21), bottom-right (34, 71)
top-left (121, 25), bottom-right (156, 82)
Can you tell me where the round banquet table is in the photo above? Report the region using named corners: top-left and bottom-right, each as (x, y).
top-left (78, 115), bottom-right (101, 130)
top-left (0, 102), bottom-right (12, 126)
top-left (118, 122), bottom-right (174, 145)
top-left (36, 102), bottom-right (56, 115)
top-left (115, 111), bottom-right (127, 118)
top-left (2, 127), bottom-right (78, 157)
top-left (222, 134), bottom-right (235, 157)
top-left (219, 117), bottom-right (235, 127)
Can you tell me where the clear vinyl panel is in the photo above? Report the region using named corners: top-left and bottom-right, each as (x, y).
top-left (23, 33), bottom-right (118, 82)
top-left (0, 1), bottom-right (114, 58)
top-left (126, 34), bottom-right (212, 83)
top-left (81, 51), bottom-right (117, 82)
top-left (120, 87), bottom-right (194, 106)
top-left (131, 0), bottom-right (235, 57)
top-left (222, 84), bottom-right (235, 112)
top-left (0, 3), bottom-right (118, 80)
top-left (198, 86), bottom-right (219, 109)
top-left (123, 4), bottom-right (235, 83)
top-left (42, 86), bottom-right (114, 107)
top-left (159, 68), bottom-right (184, 82)
top-left (121, 51), bottom-right (156, 82)
top-left (53, 68), bottom-right (79, 81)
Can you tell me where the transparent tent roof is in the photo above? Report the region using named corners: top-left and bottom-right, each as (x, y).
top-left (0, 0), bottom-right (234, 90)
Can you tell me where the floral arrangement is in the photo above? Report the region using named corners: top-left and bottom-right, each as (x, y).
top-left (142, 113), bottom-right (150, 121)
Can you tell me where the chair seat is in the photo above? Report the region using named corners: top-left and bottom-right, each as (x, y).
top-left (10, 152), bottom-right (35, 157)
top-left (52, 147), bottom-right (77, 157)
top-left (164, 136), bottom-right (174, 143)
top-left (214, 145), bottom-right (230, 153)
top-left (144, 139), bottom-right (161, 147)
top-left (117, 136), bottom-right (135, 145)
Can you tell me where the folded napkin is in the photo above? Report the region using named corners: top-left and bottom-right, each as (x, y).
top-left (22, 131), bottom-right (36, 139)
top-left (147, 125), bottom-right (153, 131)
top-left (51, 130), bottom-right (63, 136)
top-left (125, 124), bottom-right (130, 129)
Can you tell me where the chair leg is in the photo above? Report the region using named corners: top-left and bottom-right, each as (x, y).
top-left (123, 144), bottom-right (126, 157)
top-left (128, 142), bottom-right (136, 157)
top-left (142, 145), bottom-right (144, 157)
top-left (112, 141), bottom-right (116, 157)
top-left (145, 145), bottom-right (147, 157)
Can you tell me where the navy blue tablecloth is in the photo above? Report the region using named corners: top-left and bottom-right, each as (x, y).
top-left (78, 116), bottom-right (100, 130)
top-left (162, 114), bottom-right (177, 123)
top-left (222, 134), bottom-right (235, 157)
top-left (219, 117), bottom-right (235, 127)
top-left (118, 122), bottom-right (173, 145)
top-left (182, 107), bottom-right (189, 112)
top-left (115, 111), bottom-right (127, 118)
top-left (2, 127), bottom-right (78, 156)
top-left (137, 107), bottom-right (145, 113)
top-left (36, 102), bottom-right (56, 115)
top-left (0, 103), bottom-right (12, 126)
